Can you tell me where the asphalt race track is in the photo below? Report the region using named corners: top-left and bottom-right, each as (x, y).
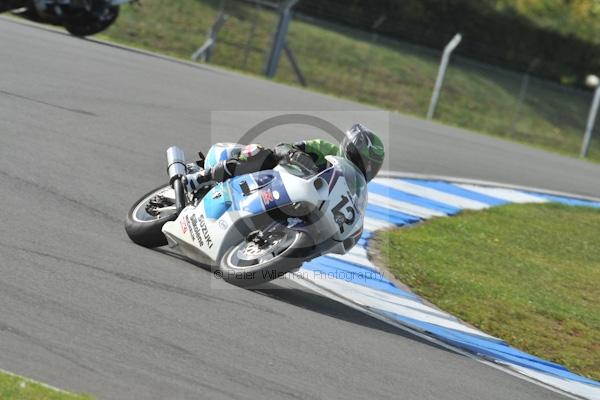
top-left (1, 18), bottom-right (599, 400)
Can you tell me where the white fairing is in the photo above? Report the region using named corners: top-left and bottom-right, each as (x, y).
top-left (322, 156), bottom-right (367, 244)
top-left (161, 155), bottom-right (367, 265)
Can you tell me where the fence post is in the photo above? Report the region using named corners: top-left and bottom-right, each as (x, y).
top-left (359, 15), bottom-right (386, 92)
top-left (581, 76), bottom-right (600, 157)
top-left (283, 43), bottom-right (307, 86)
top-left (427, 33), bottom-right (462, 120)
top-left (511, 73), bottom-right (530, 131)
top-left (510, 59), bottom-right (539, 133)
top-left (191, 5), bottom-right (228, 62)
top-left (265, 0), bottom-right (298, 78)
top-left (241, 2), bottom-right (261, 68)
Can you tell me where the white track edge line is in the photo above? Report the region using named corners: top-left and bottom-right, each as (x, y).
top-left (379, 170), bottom-right (600, 203)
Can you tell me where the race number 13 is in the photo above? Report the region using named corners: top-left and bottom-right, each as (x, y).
top-left (332, 195), bottom-right (355, 233)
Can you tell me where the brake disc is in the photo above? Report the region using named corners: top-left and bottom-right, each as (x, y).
top-left (237, 231), bottom-right (287, 261)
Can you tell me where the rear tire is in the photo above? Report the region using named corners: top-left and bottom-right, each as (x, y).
top-left (64, 3), bottom-right (119, 36)
top-left (125, 184), bottom-right (182, 248)
top-left (1, 1), bottom-right (28, 13)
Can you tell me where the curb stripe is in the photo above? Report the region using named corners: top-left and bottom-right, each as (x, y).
top-left (368, 182), bottom-right (461, 215)
top-left (402, 179), bottom-right (509, 207)
top-left (377, 312), bottom-right (600, 387)
top-left (456, 184), bottom-right (549, 204)
top-left (302, 274), bottom-right (496, 337)
top-left (296, 176), bottom-right (600, 399)
top-left (365, 204), bottom-right (422, 226)
top-left (302, 257), bottom-right (414, 298)
top-left (367, 192), bottom-right (446, 218)
top-left (374, 178), bottom-right (490, 210)
top-left (529, 193), bottom-right (600, 209)
top-left (362, 217), bottom-right (395, 232)
top-left (326, 246), bottom-right (379, 272)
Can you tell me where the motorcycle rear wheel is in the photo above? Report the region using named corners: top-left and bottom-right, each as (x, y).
top-left (125, 183), bottom-right (183, 248)
top-left (64, 4), bottom-right (119, 36)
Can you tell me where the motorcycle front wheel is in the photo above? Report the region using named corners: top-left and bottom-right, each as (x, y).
top-left (219, 227), bottom-right (313, 287)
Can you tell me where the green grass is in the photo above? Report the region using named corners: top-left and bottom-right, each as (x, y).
top-left (372, 203), bottom-right (600, 381)
top-left (0, 370), bottom-right (91, 400)
top-left (99, 0), bottom-right (600, 161)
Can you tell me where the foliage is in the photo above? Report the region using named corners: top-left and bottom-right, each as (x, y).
top-left (296, 0), bottom-right (600, 83)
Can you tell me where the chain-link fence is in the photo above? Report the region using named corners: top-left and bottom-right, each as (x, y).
top-left (200, 0), bottom-right (275, 75)
top-left (439, 54), bottom-right (596, 159)
top-left (106, 0), bottom-right (600, 161)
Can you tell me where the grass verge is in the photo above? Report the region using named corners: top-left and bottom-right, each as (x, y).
top-left (371, 203), bottom-right (600, 381)
top-left (0, 370), bottom-right (91, 400)
top-left (99, 0), bottom-right (600, 162)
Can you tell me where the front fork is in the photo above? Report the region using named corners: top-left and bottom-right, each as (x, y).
top-left (166, 146), bottom-right (187, 213)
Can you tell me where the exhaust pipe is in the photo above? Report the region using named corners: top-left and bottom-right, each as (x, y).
top-left (166, 146), bottom-right (186, 212)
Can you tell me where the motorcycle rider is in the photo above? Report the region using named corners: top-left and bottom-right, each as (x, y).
top-left (182, 123), bottom-right (385, 192)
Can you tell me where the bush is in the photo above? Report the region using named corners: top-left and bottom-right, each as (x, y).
top-left (295, 0), bottom-right (600, 84)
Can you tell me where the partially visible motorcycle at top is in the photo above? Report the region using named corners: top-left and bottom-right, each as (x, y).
top-left (125, 144), bottom-right (368, 287)
top-left (1, 0), bottom-right (133, 36)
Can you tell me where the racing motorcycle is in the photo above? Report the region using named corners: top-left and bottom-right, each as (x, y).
top-left (1, 0), bottom-right (131, 36)
top-left (125, 144), bottom-right (367, 287)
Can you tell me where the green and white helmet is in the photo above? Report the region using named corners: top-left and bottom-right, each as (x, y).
top-left (338, 124), bottom-right (385, 182)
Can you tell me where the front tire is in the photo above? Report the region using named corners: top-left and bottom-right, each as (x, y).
top-left (219, 229), bottom-right (314, 287)
top-left (125, 183), bottom-right (183, 248)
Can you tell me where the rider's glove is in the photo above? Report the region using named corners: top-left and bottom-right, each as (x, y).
top-left (186, 162), bottom-right (201, 173)
top-left (182, 169), bottom-right (212, 193)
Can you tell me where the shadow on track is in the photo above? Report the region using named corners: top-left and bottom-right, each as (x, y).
top-left (155, 247), bottom-right (462, 356)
